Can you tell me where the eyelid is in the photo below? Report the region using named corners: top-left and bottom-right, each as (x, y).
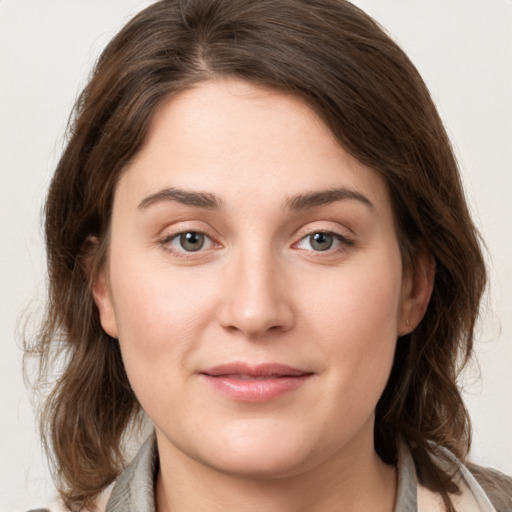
top-left (291, 223), bottom-right (355, 255)
top-left (293, 221), bottom-right (354, 242)
top-left (296, 231), bottom-right (353, 247)
top-left (155, 221), bottom-right (355, 259)
top-left (166, 231), bottom-right (214, 250)
top-left (157, 223), bottom-right (223, 259)
top-left (295, 233), bottom-right (342, 250)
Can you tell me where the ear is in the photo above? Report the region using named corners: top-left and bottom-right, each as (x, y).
top-left (92, 266), bottom-right (119, 339)
top-left (85, 236), bottom-right (119, 339)
top-left (397, 244), bottom-right (435, 336)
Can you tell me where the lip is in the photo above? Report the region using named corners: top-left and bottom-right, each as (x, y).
top-left (199, 363), bottom-right (314, 403)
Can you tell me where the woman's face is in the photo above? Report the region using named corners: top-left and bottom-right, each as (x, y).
top-left (94, 78), bottom-right (426, 478)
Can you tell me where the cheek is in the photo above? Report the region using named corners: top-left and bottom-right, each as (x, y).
top-left (107, 253), bottom-right (217, 386)
top-left (300, 258), bottom-right (402, 346)
top-left (297, 254), bottom-right (402, 400)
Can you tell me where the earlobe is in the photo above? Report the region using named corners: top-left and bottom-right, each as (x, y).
top-left (398, 247), bottom-right (435, 336)
top-left (91, 265), bottom-right (119, 339)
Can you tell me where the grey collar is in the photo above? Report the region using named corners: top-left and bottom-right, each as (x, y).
top-left (395, 441), bottom-right (419, 511)
top-left (106, 435), bottom-right (158, 512)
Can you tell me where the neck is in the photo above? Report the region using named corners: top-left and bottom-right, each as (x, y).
top-left (155, 425), bottom-right (397, 512)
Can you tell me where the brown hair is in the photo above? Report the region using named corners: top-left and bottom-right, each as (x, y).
top-left (27, 1), bottom-right (486, 510)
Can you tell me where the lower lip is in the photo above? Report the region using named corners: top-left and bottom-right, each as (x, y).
top-left (201, 374), bottom-right (312, 403)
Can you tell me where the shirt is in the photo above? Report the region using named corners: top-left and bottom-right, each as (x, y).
top-left (103, 434), bottom-right (504, 512)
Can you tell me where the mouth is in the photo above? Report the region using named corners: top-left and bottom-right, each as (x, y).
top-left (199, 363), bottom-right (314, 403)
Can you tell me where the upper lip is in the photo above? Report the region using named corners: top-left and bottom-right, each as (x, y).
top-left (200, 362), bottom-right (312, 378)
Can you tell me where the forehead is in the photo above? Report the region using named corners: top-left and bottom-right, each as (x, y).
top-left (117, 78), bottom-right (391, 215)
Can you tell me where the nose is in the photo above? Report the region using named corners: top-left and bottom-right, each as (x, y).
top-left (216, 248), bottom-right (295, 338)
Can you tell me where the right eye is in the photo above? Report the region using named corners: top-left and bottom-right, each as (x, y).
top-left (161, 231), bottom-right (214, 254)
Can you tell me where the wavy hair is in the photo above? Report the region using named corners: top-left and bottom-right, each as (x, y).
top-left (26, 1), bottom-right (486, 510)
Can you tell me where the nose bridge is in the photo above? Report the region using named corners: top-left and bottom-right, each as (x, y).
top-left (217, 238), bottom-right (294, 337)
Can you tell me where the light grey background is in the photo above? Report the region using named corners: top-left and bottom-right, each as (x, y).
top-left (1, 1), bottom-right (511, 510)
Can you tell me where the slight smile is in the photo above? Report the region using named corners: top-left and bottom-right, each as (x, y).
top-left (200, 363), bottom-right (314, 403)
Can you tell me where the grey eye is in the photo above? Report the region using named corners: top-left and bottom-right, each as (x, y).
top-left (309, 232), bottom-right (334, 251)
top-left (179, 232), bottom-right (205, 251)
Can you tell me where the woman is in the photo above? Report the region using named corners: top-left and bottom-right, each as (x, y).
top-left (27, 0), bottom-right (512, 511)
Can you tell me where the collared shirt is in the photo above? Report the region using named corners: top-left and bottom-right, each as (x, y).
top-left (104, 435), bottom-right (498, 512)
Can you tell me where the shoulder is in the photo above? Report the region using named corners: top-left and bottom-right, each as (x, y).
top-left (22, 492), bottom-right (109, 512)
top-left (23, 502), bottom-right (69, 512)
top-left (414, 442), bottom-right (512, 511)
top-left (24, 507), bottom-right (63, 512)
top-left (466, 462), bottom-right (512, 512)
top-left (23, 502), bottom-right (66, 512)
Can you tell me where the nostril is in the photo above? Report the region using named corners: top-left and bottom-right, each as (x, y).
top-left (215, 282), bottom-right (295, 337)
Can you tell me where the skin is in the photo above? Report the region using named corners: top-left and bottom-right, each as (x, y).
top-left (93, 78), bottom-right (433, 512)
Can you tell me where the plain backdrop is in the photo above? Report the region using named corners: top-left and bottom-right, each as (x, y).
top-left (1, 1), bottom-right (511, 510)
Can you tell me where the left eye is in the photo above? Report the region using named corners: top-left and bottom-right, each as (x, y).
top-left (296, 232), bottom-right (344, 252)
top-left (166, 231), bottom-right (213, 252)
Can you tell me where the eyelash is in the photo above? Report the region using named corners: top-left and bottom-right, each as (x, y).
top-left (158, 229), bottom-right (354, 259)
top-left (158, 231), bottom-right (218, 260)
top-left (294, 230), bottom-right (354, 255)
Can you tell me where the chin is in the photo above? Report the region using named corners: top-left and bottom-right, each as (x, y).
top-left (192, 422), bottom-right (324, 479)
top-left (205, 448), bottom-right (310, 480)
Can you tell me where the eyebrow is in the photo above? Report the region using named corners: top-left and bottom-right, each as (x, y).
top-left (284, 188), bottom-right (374, 211)
top-left (137, 186), bottom-right (373, 212)
top-left (138, 188), bottom-right (222, 211)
